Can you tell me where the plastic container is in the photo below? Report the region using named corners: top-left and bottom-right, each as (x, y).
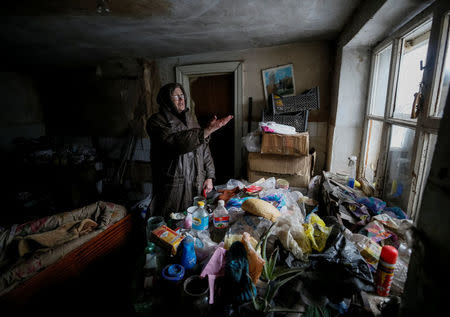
top-left (146, 216), bottom-right (166, 242)
top-left (180, 236), bottom-right (197, 270)
top-left (347, 155), bottom-right (357, 188)
top-left (162, 264), bottom-right (185, 280)
top-left (375, 245), bottom-right (398, 296)
top-left (192, 201), bottom-right (209, 231)
top-left (213, 200), bottom-right (229, 229)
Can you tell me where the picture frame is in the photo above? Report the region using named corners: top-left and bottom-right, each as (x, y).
top-left (262, 63), bottom-right (295, 101)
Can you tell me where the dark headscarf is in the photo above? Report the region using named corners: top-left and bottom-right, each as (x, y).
top-left (156, 82), bottom-right (188, 117)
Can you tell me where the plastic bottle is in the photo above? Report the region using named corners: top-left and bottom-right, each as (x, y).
top-left (347, 155), bottom-right (357, 188)
top-left (180, 236), bottom-right (197, 270)
top-left (192, 201), bottom-right (209, 231)
top-left (375, 245), bottom-right (398, 296)
top-left (213, 200), bottom-right (229, 229)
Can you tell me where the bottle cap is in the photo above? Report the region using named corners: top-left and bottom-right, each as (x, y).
top-left (380, 245), bottom-right (398, 264)
top-left (197, 201), bottom-right (205, 207)
top-left (218, 200), bottom-right (225, 206)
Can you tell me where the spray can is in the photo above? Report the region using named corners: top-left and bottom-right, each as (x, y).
top-left (375, 245), bottom-right (398, 296)
top-left (347, 155), bottom-right (357, 188)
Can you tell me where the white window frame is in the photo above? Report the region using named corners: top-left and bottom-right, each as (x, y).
top-left (361, 2), bottom-right (450, 221)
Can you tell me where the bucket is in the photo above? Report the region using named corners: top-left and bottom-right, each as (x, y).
top-left (183, 275), bottom-right (208, 296)
top-left (183, 275), bottom-right (209, 315)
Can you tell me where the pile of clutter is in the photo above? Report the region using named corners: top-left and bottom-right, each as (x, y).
top-left (133, 174), bottom-right (409, 316)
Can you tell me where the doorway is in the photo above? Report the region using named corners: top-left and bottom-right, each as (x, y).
top-left (190, 74), bottom-right (234, 186)
top-left (175, 62), bottom-right (243, 179)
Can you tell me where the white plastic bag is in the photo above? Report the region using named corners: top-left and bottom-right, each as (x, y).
top-left (259, 121), bottom-right (297, 135)
top-left (242, 131), bottom-right (261, 152)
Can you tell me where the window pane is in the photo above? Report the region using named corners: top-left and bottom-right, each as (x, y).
top-left (394, 22), bottom-right (431, 120)
top-left (363, 119), bottom-right (384, 184)
top-left (383, 125), bottom-right (416, 212)
top-left (434, 20), bottom-right (450, 118)
top-left (370, 45), bottom-right (392, 116)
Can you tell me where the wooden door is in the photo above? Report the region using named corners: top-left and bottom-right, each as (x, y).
top-left (190, 74), bottom-right (234, 186)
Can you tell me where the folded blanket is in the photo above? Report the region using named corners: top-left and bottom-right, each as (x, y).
top-left (15, 219), bottom-right (98, 257)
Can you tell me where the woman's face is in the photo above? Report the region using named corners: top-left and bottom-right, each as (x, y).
top-left (171, 87), bottom-right (186, 113)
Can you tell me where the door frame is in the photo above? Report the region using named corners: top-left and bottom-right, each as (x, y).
top-left (175, 62), bottom-right (243, 178)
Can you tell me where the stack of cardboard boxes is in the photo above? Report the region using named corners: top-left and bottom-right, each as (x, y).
top-left (247, 132), bottom-right (315, 188)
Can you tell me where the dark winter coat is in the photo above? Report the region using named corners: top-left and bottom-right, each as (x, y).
top-left (146, 83), bottom-right (215, 218)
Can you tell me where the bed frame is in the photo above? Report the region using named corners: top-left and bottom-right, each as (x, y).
top-left (1, 212), bottom-right (141, 313)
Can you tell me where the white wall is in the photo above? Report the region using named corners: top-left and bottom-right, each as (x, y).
top-left (328, 47), bottom-right (371, 174)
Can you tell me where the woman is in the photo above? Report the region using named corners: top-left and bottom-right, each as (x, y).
top-left (146, 82), bottom-right (233, 219)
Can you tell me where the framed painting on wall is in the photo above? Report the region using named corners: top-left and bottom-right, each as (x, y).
top-left (262, 64), bottom-right (295, 101)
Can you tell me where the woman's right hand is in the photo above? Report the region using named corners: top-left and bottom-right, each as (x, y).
top-left (204, 115), bottom-right (233, 138)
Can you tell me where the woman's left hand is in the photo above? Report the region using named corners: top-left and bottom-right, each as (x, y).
top-left (203, 178), bottom-right (213, 194)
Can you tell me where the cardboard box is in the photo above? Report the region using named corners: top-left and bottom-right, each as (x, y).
top-left (248, 152), bottom-right (311, 175)
top-left (150, 225), bottom-right (185, 256)
top-left (260, 132), bottom-right (309, 156)
top-left (247, 151), bottom-right (316, 188)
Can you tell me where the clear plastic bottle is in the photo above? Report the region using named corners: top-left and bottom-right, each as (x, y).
top-left (213, 200), bottom-right (229, 229)
top-left (192, 201), bottom-right (209, 231)
top-left (347, 155), bottom-right (357, 188)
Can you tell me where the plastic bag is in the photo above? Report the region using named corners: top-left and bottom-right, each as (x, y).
top-left (242, 232), bottom-right (265, 284)
top-left (259, 187), bottom-right (305, 219)
top-left (307, 175), bottom-right (322, 202)
top-left (344, 230), bottom-right (381, 271)
top-left (283, 218), bottom-right (375, 304)
top-left (303, 213), bottom-right (332, 253)
top-left (359, 220), bottom-right (393, 244)
top-left (242, 131), bottom-right (261, 152)
top-left (383, 206), bottom-right (408, 220)
top-left (273, 206), bottom-right (310, 260)
top-left (224, 214), bottom-right (272, 250)
top-left (187, 230), bottom-right (218, 262)
top-left (356, 197), bottom-right (386, 216)
top-left (251, 177), bottom-right (276, 190)
top-left (259, 121), bottom-right (297, 135)
top-left (390, 242), bottom-right (411, 295)
top-left (215, 179), bottom-right (246, 191)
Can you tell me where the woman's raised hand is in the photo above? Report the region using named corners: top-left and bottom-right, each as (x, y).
top-left (204, 115), bottom-right (233, 138)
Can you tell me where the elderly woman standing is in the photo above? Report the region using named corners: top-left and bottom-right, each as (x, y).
top-left (146, 82), bottom-right (233, 220)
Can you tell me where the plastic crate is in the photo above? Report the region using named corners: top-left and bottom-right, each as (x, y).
top-left (262, 110), bottom-right (309, 133)
top-left (269, 87), bottom-right (320, 115)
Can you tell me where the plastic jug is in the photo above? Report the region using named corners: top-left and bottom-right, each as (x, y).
top-left (192, 201), bottom-right (209, 231)
top-left (180, 236), bottom-right (197, 270)
top-left (213, 200), bottom-right (229, 229)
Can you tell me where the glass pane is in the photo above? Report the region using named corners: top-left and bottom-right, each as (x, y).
top-left (383, 125), bottom-right (416, 212)
top-left (423, 133), bottom-right (438, 187)
top-left (370, 45), bottom-right (392, 116)
top-left (363, 119), bottom-right (384, 184)
top-left (394, 22), bottom-right (432, 120)
top-left (434, 21), bottom-right (450, 118)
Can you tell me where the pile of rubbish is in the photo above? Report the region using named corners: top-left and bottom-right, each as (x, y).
top-left (135, 175), bottom-right (414, 316)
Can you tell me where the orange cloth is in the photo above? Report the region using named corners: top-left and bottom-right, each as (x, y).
top-left (217, 186), bottom-right (241, 204)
